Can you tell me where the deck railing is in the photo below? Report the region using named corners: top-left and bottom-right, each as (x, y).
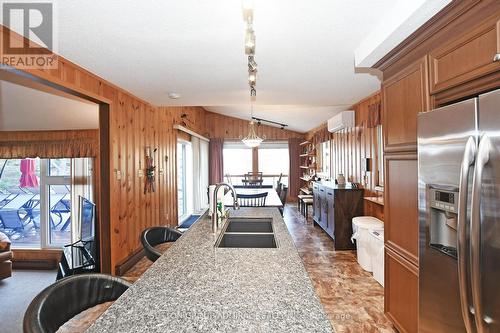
top-left (224, 174), bottom-right (288, 187)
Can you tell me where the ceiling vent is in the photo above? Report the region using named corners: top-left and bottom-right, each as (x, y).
top-left (327, 111), bottom-right (355, 133)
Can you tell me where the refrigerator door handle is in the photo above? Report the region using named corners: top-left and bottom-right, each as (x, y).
top-left (471, 134), bottom-right (491, 333)
top-left (457, 136), bottom-right (477, 333)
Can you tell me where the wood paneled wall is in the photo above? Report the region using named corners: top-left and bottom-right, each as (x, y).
top-left (306, 92), bottom-right (384, 221)
top-left (205, 111), bottom-right (304, 140)
top-left (162, 107), bottom-right (304, 141)
top-left (0, 26), bottom-right (185, 273)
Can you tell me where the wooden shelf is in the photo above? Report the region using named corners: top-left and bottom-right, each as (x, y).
top-left (300, 177), bottom-right (313, 182)
top-left (300, 153), bottom-right (316, 157)
top-left (300, 165), bottom-right (315, 169)
top-left (299, 140), bottom-right (311, 146)
top-left (364, 196), bottom-right (384, 206)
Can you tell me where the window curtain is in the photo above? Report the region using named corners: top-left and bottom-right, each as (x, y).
top-left (209, 138), bottom-right (224, 185)
top-left (367, 101), bottom-right (382, 128)
top-left (199, 140), bottom-right (209, 208)
top-left (311, 125), bottom-right (331, 146)
top-left (191, 137), bottom-right (210, 213)
top-left (288, 138), bottom-right (301, 198)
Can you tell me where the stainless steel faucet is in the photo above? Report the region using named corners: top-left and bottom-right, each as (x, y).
top-left (212, 183), bottom-right (240, 233)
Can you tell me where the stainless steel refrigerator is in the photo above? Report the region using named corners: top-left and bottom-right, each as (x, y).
top-left (418, 89), bottom-right (500, 333)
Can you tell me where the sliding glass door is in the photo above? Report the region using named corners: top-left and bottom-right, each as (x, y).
top-left (0, 157), bottom-right (93, 249)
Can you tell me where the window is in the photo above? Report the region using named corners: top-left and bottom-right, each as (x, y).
top-left (223, 142), bottom-right (253, 184)
top-left (316, 140), bottom-right (330, 177)
top-left (376, 125), bottom-right (384, 187)
top-left (0, 157), bottom-right (93, 249)
top-left (258, 142), bottom-right (289, 186)
top-left (177, 140), bottom-right (193, 221)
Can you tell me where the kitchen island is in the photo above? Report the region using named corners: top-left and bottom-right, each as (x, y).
top-left (87, 208), bottom-right (333, 332)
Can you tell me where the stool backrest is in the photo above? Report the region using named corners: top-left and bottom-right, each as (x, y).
top-left (24, 273), bottom-right (131, 333)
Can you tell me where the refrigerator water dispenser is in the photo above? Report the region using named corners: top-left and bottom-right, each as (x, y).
top-left (428, 186), bottom-right (459, 259)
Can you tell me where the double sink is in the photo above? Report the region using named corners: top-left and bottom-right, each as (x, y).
top-left (215, 217), bottom-right (278, 248)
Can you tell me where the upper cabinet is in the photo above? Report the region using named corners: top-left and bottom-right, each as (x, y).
top-left (382, 56), bottom-right (430, 153)
top-left (429, 15), bottom-right (500, 94)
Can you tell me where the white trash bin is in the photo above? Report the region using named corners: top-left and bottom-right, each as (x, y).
top-left (370, 229), bottom-right (385, 286)
top-left (351, 217), bottom-right (384, 272)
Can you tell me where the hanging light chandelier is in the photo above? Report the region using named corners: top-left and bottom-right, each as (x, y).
top-left (242, 103), bottom-right (263, 148)
top-left (241, 0), bottom-right (263, 148)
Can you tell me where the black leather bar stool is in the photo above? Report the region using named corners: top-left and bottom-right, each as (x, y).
top-left (141, 227), bottom-right (182, 262)
top-left (23, 273), bottom-right (131, 333)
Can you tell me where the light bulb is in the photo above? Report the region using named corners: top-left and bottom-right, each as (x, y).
top-left (242, 0), bottom-right (254, 22)
top-left (248, 73), bottom-right (256, 85)
top-left (245, 29), bottom-right (255, 55)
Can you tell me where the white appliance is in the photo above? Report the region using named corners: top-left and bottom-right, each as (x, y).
top-left (327, 111), bottom-right (355, 133)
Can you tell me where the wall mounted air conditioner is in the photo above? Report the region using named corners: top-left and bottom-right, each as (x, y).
top-left (327, 111), bottom-right (355, 133)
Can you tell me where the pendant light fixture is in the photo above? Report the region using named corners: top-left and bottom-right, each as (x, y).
top-left (241, 0), bottom-right (263, 148)
top-left (242, 101), bottom-right (263, 148)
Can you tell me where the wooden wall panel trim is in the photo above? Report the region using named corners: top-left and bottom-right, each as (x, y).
top-left (374, 0), bottom-right (496, 73)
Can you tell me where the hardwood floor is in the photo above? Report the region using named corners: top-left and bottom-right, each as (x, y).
top-left (63, 205), bottom-right (395, 332)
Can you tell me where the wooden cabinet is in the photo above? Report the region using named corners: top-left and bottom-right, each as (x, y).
top-left (382, 57), bottom-right (429, 152)
top-left (312, 183), bottom-right (321, 223)
top-left (385, 246), bottom-right (419, 333)
top-left (312, 182), bottom-right (363, 250)
top-left (429, 15), bottom-right (500, 94)
top-left (376, 2), bottom-right (500, 333)
top-left (326, 188), bottom-right (335, 236)
top-left (382, 58), bottom-right (424, 333)
top-left (319, 186), bottom-right (327, 230)
top-left (384, 154), bottom-right (419, 266)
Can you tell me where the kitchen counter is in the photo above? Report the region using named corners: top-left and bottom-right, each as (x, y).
top-left (87, 208), bottom-right (333, 333)
top-left (313, 180), bottom-right (360, 190)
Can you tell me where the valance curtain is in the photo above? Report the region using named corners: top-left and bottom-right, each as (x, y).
top-left (288, 138), bottom-right (301, 198)
top-left (311, 125), bottom-right (331, 146)
top-left (0, 130), bottom-right (98, 159)
top-left (209, 138), bottom-right (224, 185)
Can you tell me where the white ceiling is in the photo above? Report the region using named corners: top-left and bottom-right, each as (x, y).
top-left (0, 80), bottom-right (99, 131)
top-left (1, 0), bottom-right (448, 132)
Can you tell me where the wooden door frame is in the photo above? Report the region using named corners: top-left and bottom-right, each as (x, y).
top-left (1, 67), bottom-right (112, 273)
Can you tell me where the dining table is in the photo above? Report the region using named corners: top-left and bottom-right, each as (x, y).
top-left (223, 187), bottom-right (283, 207)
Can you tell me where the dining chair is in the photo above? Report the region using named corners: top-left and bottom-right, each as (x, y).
top-left (244, 172), bottom-right (263, 187)
top-left (23, 273), bottom-right (131, 333)
top-left (235, 192), bottom-right (268, 207)
top-left (278, 186), bottom-right (288, 216)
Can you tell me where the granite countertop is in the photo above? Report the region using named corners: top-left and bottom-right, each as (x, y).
top-left (87, 208), bottom-right (333, 333)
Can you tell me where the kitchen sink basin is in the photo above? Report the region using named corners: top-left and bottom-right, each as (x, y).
top-left (224, 218), bottom-right (273, 233)
top-left (217, 233), bottom-right (277, 248)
